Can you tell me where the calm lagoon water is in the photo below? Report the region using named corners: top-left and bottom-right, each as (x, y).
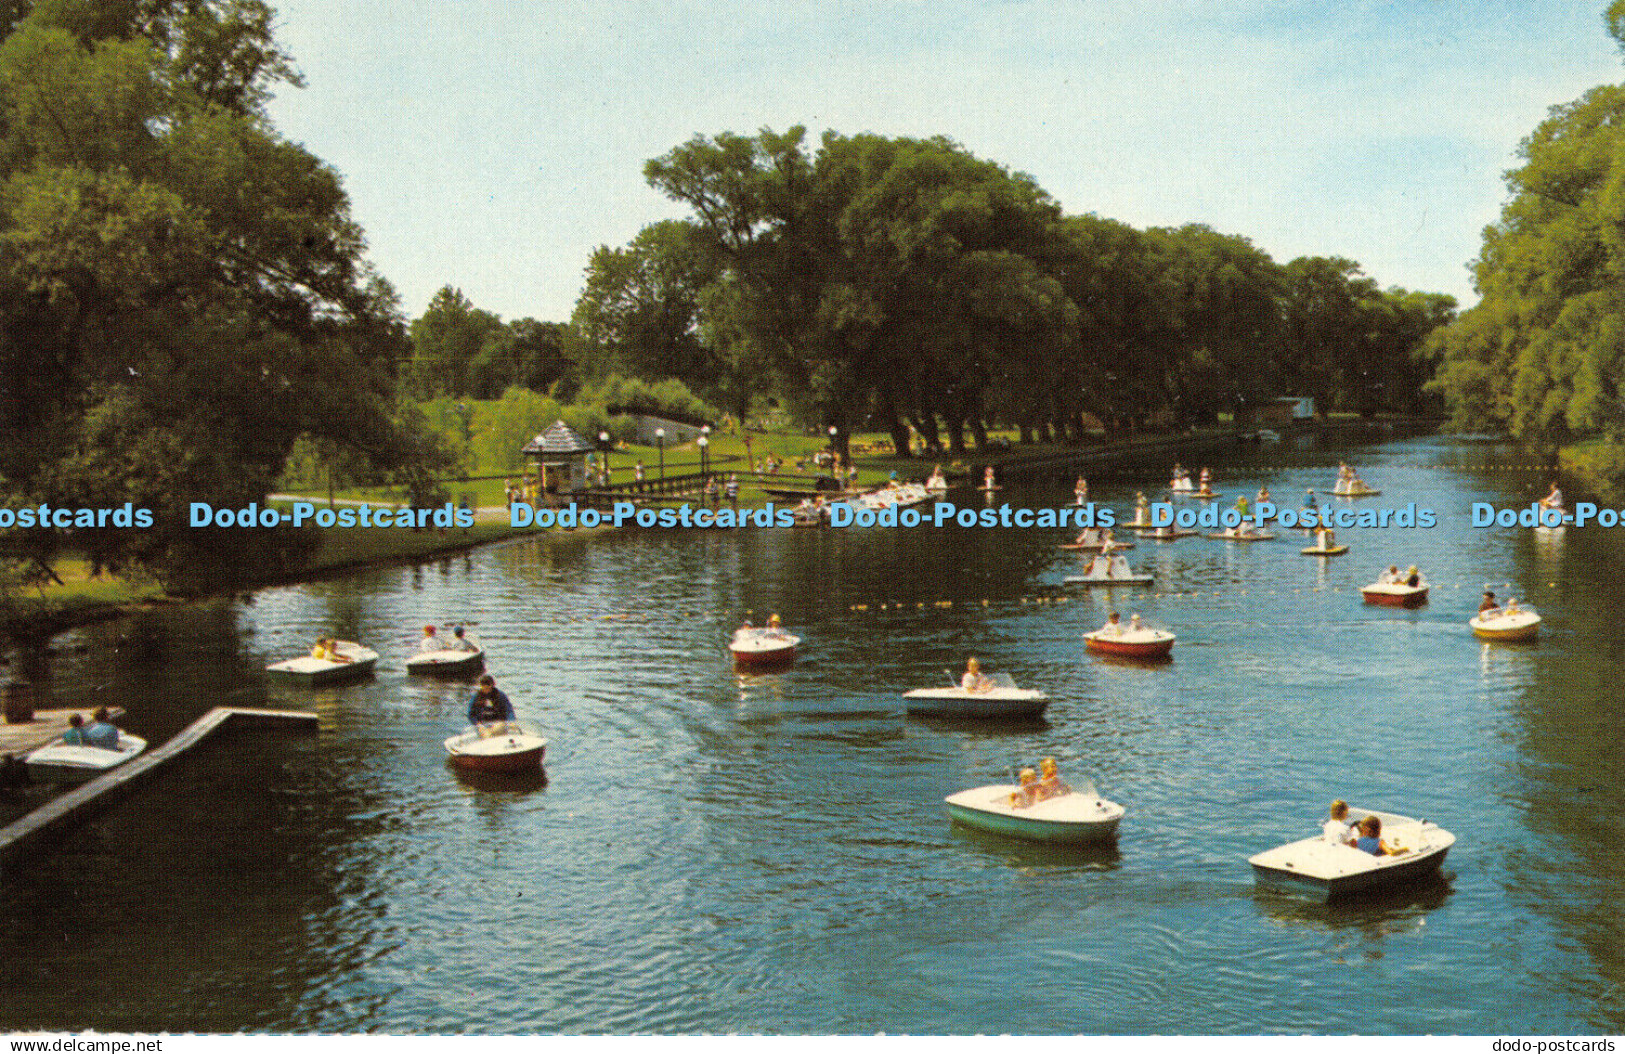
top-left (2, 435), bottom-right (1623, 1034)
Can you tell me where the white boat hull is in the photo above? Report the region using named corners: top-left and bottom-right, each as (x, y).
top-left (945, 784), bottom-right (1124, 843)
top-left (904, 686), bottom-right (1048, 720)
top-left (25, 733), bottom-right (147, 783)
top-left (406, 647), bottom-right (486, 676)
top-left (267, 641), bottom-right (380, 683)
top-left (730, 631), bottom-right (801, 667)
top-left (1249, 808), bottom-right (1454, 900)
top-left (1470, 610), bottom-right (1541, 641)
top-left (444, 722), bottom-right (548, 773)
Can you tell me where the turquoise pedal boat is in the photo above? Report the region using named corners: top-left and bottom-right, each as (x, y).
top-left (944, 783), bottom-right (1125, 844)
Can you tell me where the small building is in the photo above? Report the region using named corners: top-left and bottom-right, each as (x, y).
top-left (521, 421), bottom-right (595, 496)
top-left (606, 405), bottom-right (714, 446)
top-left (1258, 396), bottom-right (1315, 427)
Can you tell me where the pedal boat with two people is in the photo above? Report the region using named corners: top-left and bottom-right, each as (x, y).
top-left (945, 775), bottom-right (1124, 844)
top-left (25, 730), bottom-right (147, 784)
top-left (1361, 576), bottom-right (1429, 608)
top-left (1249, 806), bottom-right (1454, 900)
top-left (1083, 624), bottom-right (1175, 660)
top-left (729, 621), bottom-right (801, 669)
top-left (1207, 525), bottom-right (1276, 542)
top-left (1063, 552), bottom-right (1153, 586)
top-left (1470, 604), bottom-right (1541, 642)
top-left (266, 640), bottom-right (379, 684)
top-left (406, 644), bottom-right (486, 677)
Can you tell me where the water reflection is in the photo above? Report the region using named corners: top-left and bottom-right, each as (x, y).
top-left (946, 822), bottom-right (1123, 871)
top-left (3, 435), bottom-right (1625, 1033)
top-left (1253, 872), bottom-right (1454, 935)
top-left (450, 765), bottom-right (549, 795)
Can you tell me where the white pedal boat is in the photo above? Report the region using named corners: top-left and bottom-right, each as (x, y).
top-left (267, 641), bottom-right (379, 684)
top-left (1063, 552), bottom-right (1153, 586)
top-left (905, 673), bottom-right (1048, 720)
top-left (945, 781), bottom-right (1124, 843)
top-left (406, 647), bottom-right (486, 676)
top-left (1207, 528), bottom-right (1276, 541)
top-left (1249, 807), bottom-right (1454, 900)
top-left (26, 732), bottom-right (147, 783)
top-left (444, 720), bottom-right (548, 773)
top-left (1470, 607), bottom-right (1541, 641)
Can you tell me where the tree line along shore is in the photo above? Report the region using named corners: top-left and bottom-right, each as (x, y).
top-left (3, 1), bottom-right (1623, 619)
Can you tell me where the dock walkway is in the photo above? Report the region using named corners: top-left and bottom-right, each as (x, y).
top-left (0, 706), bottom-right (317, 865)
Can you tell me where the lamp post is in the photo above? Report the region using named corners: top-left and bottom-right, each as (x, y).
top-left (599, 431), bottom-right (611, 487)
top-left (655, 427), bottom-right (665, 481)
top-left (828, 425), bottom-right (838, 474)
top-left (697, 434), bottom-right (709, 478)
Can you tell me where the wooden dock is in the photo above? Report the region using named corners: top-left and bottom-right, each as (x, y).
top-left (0, 706), bottom-right (127, 757)
top-left (0, 706), bottom-right (317, 865)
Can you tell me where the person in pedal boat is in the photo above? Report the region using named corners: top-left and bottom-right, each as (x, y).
top-left (468, 674), bottom-right (515, 736)
top-left (311, 638), bottom-right (352, 663)
top-left (1036, 757), bottom-right (1070, 801)
top-left (1355, 815), bottom-right (1396, 856)
top-left (960, 657), bottom-right (992, 692)
top-left (1323, 800), bottom-right (1356, 846)
top-left (417, 626), bottom-right (442, 653)
top-left (1008, 768), bottom-right (1039, 808)
top-left (84, 707), bottom-right (120, 749)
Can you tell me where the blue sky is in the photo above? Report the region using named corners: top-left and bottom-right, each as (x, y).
top-left (264, 0), bottom-right (1625, 323)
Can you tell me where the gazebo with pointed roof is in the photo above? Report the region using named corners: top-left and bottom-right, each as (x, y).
top-left (522, 420), bottom-right (596, 496)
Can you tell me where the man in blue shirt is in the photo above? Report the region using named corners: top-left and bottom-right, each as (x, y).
top-left (83, 707), bottom-right (120, 749)
top-left (467, 675), bottom-right (514, 735)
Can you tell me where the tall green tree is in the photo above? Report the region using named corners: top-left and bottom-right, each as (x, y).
top-left (1430, 74), bottom-right (1625, 450)
top-left (406, 286), bottom-right (504, 399)
top-left (0, 2), bottom-right (415, 592)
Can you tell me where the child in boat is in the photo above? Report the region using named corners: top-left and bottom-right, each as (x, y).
top-left (1074, 476), bottom-right (1088, 504)
top-left (765, 614), bottom-right (787, 638)
top-left (1315, 526), bottom-right (1336, 551)
top-left (1355, 815), bottom-right (1395, 856)
top-left (1405, 566), bottom-right (1422, 587)
top-left (1129, 613), bottom-right (1145, 632)
top-left (417, 626), bottom-right (441, 653)
top-left (317, 638), bottom-right (353, 663)
top-left (1100, 612), bottom-right (1123, 636)
top-left (1380, 565), bottom-right (1401, 585)
top-left (1479, 591), bottom-right (1499, 615)
top-left (1541, 482), bottom-right (1563, 509)
top-left (1323, 800), bottom-right (1356, 845)
top-left (1036, 757), bottom-right (1069, 800)
top-left (1009, 768), bottom-right (1039, 808)
top-left (450, 626), bottom-right (478, 652)
top-left (62, 712), bottom-right (87, 746)
top-left (961, 657), bottom-right (992, 692)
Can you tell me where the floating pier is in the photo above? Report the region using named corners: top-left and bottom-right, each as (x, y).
top-left (0, 706), bottom-right (317, 865)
